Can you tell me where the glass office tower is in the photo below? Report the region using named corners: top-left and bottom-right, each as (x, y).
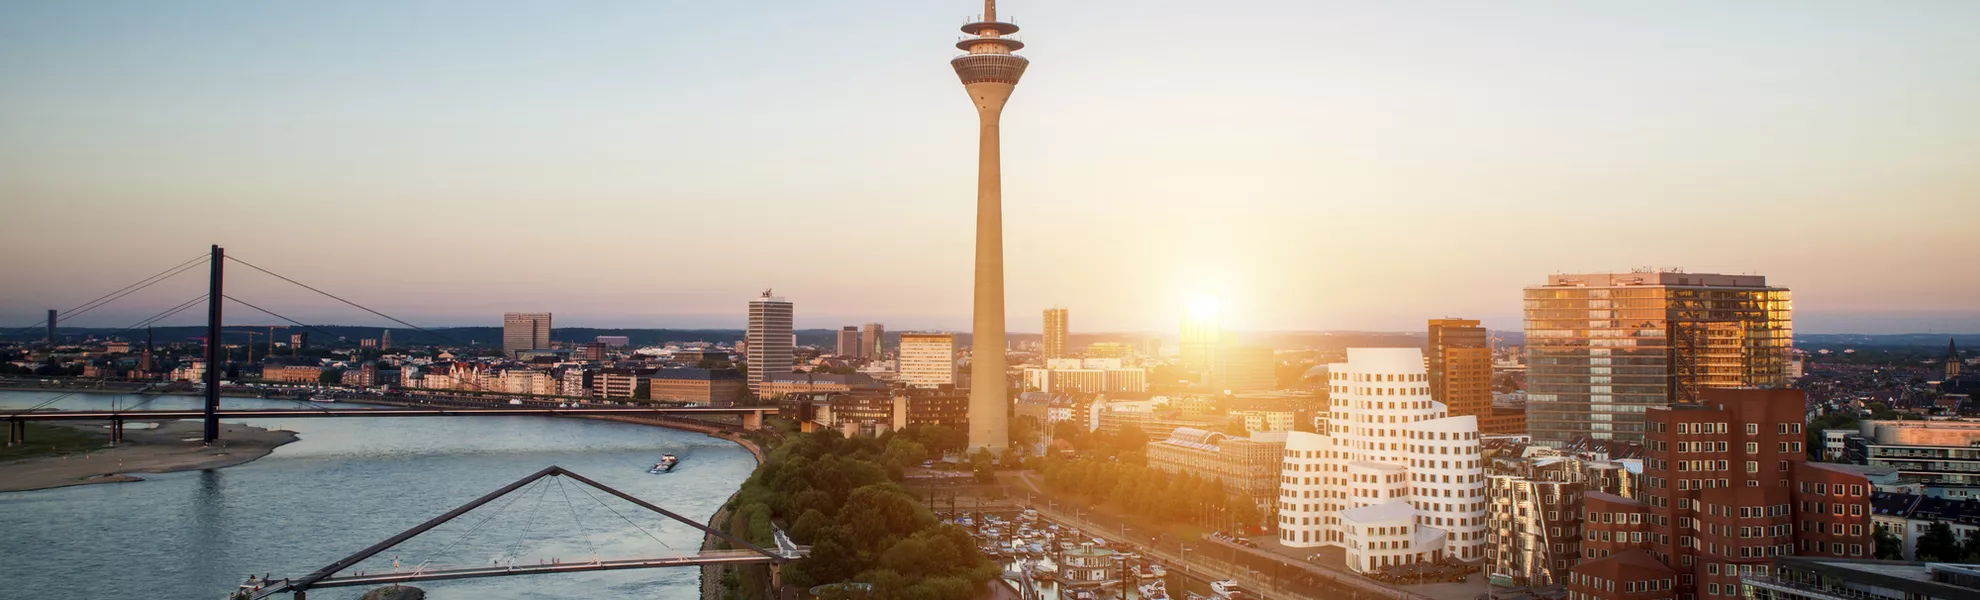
top-left (1523, 271), bottom-right (1791, 447)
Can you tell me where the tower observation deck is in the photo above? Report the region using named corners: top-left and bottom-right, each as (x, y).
top-left (952, 0), bottom-right (1029, 86)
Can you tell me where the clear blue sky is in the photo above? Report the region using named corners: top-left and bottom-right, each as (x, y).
top-left (2, 1), bottom-right (1975, 334)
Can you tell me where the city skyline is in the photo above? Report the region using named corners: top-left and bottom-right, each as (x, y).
top-left (3, 1), bottom-right (1978, 335)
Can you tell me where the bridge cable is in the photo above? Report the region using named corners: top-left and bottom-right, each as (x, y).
top-left (3, 391), bottom-right (83, 419)
top-left (552, 476), bottom-right (602, 564)
top-left (6, 285), bottom-right (208, 416)
top-left (405, 476), bottom-right (550, 577)
top-left (504, 474), bottom-right (557, 567)
top-left (219, 291), bottom-right (506, 397)
top-left (5, 253), bottom-right (207, 337)
top-left (569, 478), bottom-right (676, 551)
top-left (224, 256), bottom-right (474, 348)
top-left (219, 295), bottom-right (382, 414)
top-left (104, 293), bottom-right (210, 340)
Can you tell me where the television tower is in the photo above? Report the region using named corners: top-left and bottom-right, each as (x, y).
top-left (953, 0), bottom-right (1028, 453)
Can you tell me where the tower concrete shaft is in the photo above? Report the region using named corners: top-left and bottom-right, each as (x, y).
top-left (952, 0), bottom-right (1027, 453)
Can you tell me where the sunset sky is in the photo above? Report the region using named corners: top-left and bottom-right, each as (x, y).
top-left (2, 1), bottom-right (1975, 335)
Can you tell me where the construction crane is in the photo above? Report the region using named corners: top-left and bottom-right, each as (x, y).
top-left (227, 329), bottom-right (265, 363)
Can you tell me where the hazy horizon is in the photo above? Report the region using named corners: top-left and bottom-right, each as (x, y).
top-left (3, 1), bottom-right (1976, 335)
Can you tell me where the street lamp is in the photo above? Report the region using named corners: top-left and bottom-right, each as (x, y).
top-left (1180, 545), bottom-right (1192, 576)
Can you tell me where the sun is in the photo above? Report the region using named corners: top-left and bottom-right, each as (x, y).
top-left (1186, 294), bottom-right (1221, 323)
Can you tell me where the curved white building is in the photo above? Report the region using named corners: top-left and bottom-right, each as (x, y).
top-left (1278, 348), bottom-right (1487, 571)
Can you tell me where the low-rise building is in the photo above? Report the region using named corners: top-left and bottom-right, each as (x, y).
top-left (593, 368), bottom-right (651, 399)
top-left (758, 372), bottom-right (881, 397)
top-left (263, 364), bottom-right (324, 384)
top-left (1741, 556), bottom-right (1980, 600)
top-left (1853, 419), bottom-right (1980, 487)
top-left (1231, 409), bottom-right (1295, 433)
top-left (647, 368), bottom-right (745, 406)
top-left (1146, 428), bottom-right (1288, 512)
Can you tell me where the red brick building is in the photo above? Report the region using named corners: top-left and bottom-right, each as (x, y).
top-left (1582, 492), bottom-right (1651, 560)
top-left (1567, 388), bottom-right (1869, 600)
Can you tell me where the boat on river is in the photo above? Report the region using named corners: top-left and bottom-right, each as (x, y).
top-left (649, 454), bottom-right (679, 474)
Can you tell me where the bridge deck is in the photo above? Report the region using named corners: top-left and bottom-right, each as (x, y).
top-left (5, 406), bottom-right (769, 421)
top-left (248, 550), bottom-right (805, 598)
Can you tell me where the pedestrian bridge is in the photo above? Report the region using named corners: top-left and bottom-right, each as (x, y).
top-left (234, 466), bottom-right (805, 599)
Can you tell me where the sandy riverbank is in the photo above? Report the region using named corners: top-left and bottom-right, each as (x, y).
top-left (0, 420), bottom-right (298, 493)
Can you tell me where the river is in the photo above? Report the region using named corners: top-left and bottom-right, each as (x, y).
top-left (0, 390), bottom-right (756, 600)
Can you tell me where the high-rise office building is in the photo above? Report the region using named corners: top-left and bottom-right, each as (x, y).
top-left (502, 312), bottom-right (552, 357)
top-left (745, 291), bottom-right (794, 396)
top-left (1949, 338), bottom-right (1962, 380)
top-left (1429, 319), bottom-right (1499, 431)
top-left (861, 323), bottom-right (885, 359)
top-left (380, 330), bottom-right (391, 350)
top-left (1278, 348), bottom-right (1488, 569)
top-left (1181, 296), bottom-right (1222, 381)
top-left (1523, 271), bottom-right (1791, 447)
top-left (953, 0), bottom-right (1028, 453)
top-left (899, 333), bottom-right (958, 388)
top-left (836, 326), bottom-right (862, 357)
top-left (1213, 345), bottom-right (1277, 392)
top-left (1042, 307), bottom-right (1069, 359)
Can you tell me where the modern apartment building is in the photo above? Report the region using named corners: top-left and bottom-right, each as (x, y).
top-left (1486, 470), bottom-right (1585, 587)
top-left (1043, 306), bottom-right (1069, 359)
top-left (1524, 271), bottom-right (1792, 447)
top-left (1565, 388), bottom-right (1871, 600)
top-left (502, 312), bottom-right (553, 357)
top-left (1277, 348), bottom-right (1490, 569)
top-left (745, 291), bottom-right (793, 396)
top-left (898, 332), bottom-right (957, 388)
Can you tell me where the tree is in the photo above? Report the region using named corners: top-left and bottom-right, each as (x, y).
top-left (1221, 419), bottom-right (1251, 437)
top-left (318, 369), bottom-right (343, 384)
top-left (1010, 417), bottom-right (1037, 450)
top-left (1873, 527), bottom-right (1904, 560)
top-left (1116, 424), bottom-right (1150, 453)
top-left (972, 448), bottom-right (995, 483)
top-left (790, 509), bottom-right (833, 545)
top-left (1916, 521), bottom-right (1960, 561)
top-left (1228, 495), bottom-right (1263, 534)
top-left (881, 437), bottom-right (929, 472)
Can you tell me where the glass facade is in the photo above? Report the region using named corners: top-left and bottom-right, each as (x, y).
top-left (1523, 273), bottom-right (1791, 447)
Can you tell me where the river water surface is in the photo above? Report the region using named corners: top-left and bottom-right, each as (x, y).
top-left (0, 390), bottom-right (755, 599)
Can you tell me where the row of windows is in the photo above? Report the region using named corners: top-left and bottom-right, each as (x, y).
top-left (1661, 421), bottom-right (1803, 435)
top-left (1334, 372), bottom-right (1425, 383)
top-left (1800, 481), bottom-right (1866, 496)
top-left (1570, 572), bottom-right (1670, 594)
